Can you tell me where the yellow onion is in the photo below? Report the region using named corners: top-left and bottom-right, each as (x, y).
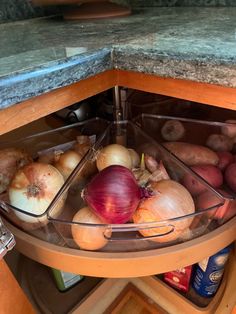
top-left (54, 150), bottom-right (82, 180)
top-left (96, 144), bottom-right (132, 171)
top-left (71, 206), bottom-right (111, 251)
top-left (133, 180), bottom-right (195, 243)
top-left (128, 148), bottom-right (140, 168)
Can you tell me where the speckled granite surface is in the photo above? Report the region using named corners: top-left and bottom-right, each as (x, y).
top-left (1, 0), bottom-right (236, 24)
top-left (1, 7), bottom-right (236, 108)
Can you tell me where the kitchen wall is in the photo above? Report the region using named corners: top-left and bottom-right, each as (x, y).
top-left (1, 0), bottom-right (235, 23)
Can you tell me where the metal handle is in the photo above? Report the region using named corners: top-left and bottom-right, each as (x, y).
top-left (0, 217), bottom-right (15, 259)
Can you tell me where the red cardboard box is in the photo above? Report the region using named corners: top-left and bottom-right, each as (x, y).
top-left (164, 266), bottom-right (193, 293)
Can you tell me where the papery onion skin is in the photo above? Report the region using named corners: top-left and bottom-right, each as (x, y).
top-left (96, 144), bottom-right (132, 171)
top-left (73, 135), bottom-right (91, 156)
top-left (9, 162), bottom-right (65, 224)
top-left (71, 206), bottom-right (111, 251)
top-left (0, 148), bottom-right (32, 193)
top-left (83, 165), bottom-right (141, 224)
top-left (133, 180), bottom-right (195, 243)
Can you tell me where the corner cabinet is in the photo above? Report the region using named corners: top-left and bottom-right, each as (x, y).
top-left (0, 69), bottom-right (236, 312)
top-left (1, 69), bottom-right (236, 276)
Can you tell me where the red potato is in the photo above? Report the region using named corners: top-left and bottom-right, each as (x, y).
top-left (196, 190), bottom-right (233, 220)
top-left (216, 151), bottom-right (234, 171)
top-left (206, 134), bottom-right (233, 152)
top-left (225, 163), bottom-right (236, 193)
top-left (182, 165), bottom-right (223, 196)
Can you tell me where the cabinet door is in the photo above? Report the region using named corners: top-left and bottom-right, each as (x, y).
top-left (0, 259), bottom-right (35, 314)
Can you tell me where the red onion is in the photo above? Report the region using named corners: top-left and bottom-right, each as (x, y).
top-left (82, 165), bottom-right (141, 223)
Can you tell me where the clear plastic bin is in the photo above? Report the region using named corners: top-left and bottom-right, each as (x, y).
top-left (0, 118), bottom-right (109, 244)
top-left (133, 114), bottom-right (236, 147)
top-left (47, 121), bottom-right (225, 252)
top-left (133, 114), bottom-right (236, 218)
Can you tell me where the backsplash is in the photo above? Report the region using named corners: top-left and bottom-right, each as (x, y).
top-left (1, 0), bottom-right (236, 23)
top-left (0, 0), bottom-right (59, 23)
top-left (130, 0), bottom-right (236, 6)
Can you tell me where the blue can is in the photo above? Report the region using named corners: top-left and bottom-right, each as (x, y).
top-left (192, 245), bottom-right (232, 297)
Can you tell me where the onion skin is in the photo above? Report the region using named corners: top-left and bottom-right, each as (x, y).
top-left (73, 135), bottom-right (91, 156)
top-left (71, 206), bottom-right (111, 251)
top-left (96, 144), bottom-right (132, 171)
top-left (83, 165), bottom-right (141, 224)
top-left (133, 180), bottom-right (195, 243)
top-left (9, 162), bottom-right (65, 224)
top-left (0, 148), bottom-right (32, 193)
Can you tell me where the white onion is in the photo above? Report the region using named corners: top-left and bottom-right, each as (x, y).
top-left (71, 206), bottom-right (111, 251)
top-left (54, 150), bottom-right (82, 180)
top-left (9, 162), bottom-right (65, 224)
top-left (96, 144), bottom-right (132, 171)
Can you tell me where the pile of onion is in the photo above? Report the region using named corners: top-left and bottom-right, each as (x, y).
top-left (71, 206), bottom-right (111, 251)
top-left (9, 162), bottom-right (65, 224)
top-left (0, 148), bottom-right (32, 193)
top-left (133, 180), bottom-right (195, 243)
top-left (82, 165), bottom-right (141, 224)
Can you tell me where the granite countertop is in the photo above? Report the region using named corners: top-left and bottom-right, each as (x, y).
top-left (1, 7), bottom-right (236, 109)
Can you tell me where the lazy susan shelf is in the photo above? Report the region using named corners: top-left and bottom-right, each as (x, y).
top-left (5, 217), bottom-right (236, 278)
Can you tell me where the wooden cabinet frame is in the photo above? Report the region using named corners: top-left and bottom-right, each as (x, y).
top-left (1, 69), bottom-right (236, 136)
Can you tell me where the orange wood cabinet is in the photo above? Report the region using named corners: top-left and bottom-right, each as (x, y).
top-left (1, 69), bottom-right (236, 136)
top-left (0, 259), bottom-right (35, 314)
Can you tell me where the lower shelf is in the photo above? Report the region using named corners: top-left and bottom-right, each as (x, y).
top-left (72, 251), bottom-right (236, 314)
top-left (17, 256), bottom-right (229, 314)
top-left (5, 217), bottom-right (236, 278)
